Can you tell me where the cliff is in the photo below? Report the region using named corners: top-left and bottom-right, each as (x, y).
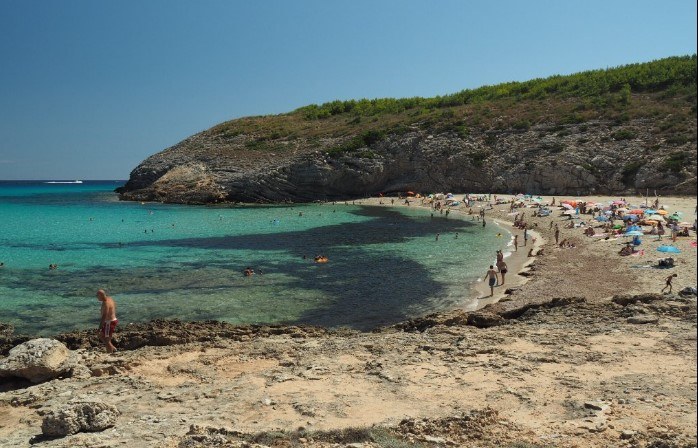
top-left (118, 57), bottom-right (697, 203)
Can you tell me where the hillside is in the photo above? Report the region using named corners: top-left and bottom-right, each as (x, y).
top-left (117, 56), bottom-right (697, 203)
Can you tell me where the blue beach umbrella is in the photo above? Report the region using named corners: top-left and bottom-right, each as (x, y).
top-left (644, 209), bottom-right (657, 214)
top-left (595, 216), bottom-right (609, 222)
top-left (624, 230), bottom-right (644, 236)
top-left (657, 246), bottom-right (681, 254)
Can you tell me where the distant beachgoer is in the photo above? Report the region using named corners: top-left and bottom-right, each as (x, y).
top-left (483, 265), bottom-right (498, 297)
top-left (528, 248), bottom-right (534, 257)
top-left (0, 262), bottom-right (4, 268)
top-left (96, 289), bottom-right (118, 353)
top-left (435, 233), bottom-right (440, 241)
top-left (523, 228), bottom-right (528, 246)
top-left (243, 267), bottom-right (255, 276)
top-left (661, 274), bottom-right (678, 294)
top-left (455, 233), bottom-right (459, 239)
top-left (496, 250), bottom-right (503, 264)
top-left (49, 264), bottom-right (58, 270)
top-left (513, 235), bottom-right (519, 251)
top-left (554, 225), bottom-right (560, 245)
top-left (482, 218), bottom-right (486, 227)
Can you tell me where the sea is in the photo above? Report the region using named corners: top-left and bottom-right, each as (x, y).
top-left (0, 181), bottom-right (510, 336)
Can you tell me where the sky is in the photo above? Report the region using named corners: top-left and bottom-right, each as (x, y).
top-left (0, 0), bottom-right (696, 180)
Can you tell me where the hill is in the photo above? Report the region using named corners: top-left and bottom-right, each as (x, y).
top-left (117, 55), bottom-right (697, 203)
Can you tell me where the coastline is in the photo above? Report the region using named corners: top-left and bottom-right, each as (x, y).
top-left (358, 196), bottom-right (545, 312)
top-left (0, 193), bottom-right (696, 447)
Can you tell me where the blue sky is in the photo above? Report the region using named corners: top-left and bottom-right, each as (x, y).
top-left (0, 0), bottom-right (695, 180)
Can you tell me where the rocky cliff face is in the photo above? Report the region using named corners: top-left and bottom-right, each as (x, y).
top-left (118, 118), bottom-right (696, 203)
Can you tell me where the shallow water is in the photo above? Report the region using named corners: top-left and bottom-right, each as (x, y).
top-left (0, 181), bottom-right (509, 336)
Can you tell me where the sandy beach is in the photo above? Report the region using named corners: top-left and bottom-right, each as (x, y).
top-left (0, 194), bottom-right (696, 448)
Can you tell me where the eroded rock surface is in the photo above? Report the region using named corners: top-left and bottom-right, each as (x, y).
top-left (0, 339), bottom-right (74, 383)
top-left (41, 400), bottom-right (120, 437)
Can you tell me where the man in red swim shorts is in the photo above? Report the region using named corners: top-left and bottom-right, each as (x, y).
top-left (96, 289), bottom-right (118, 353)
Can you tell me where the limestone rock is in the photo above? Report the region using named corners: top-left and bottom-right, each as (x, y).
top-left (41, 400), bottom-right (120, 437)
top-left (467, 312), bottom-right (504, 328)
top-left (627, 315), bottom-right (659, 324)
top-left (116, 118), bottom-right (697, 204)
top-left (0, 338), bottom-right (72, 383)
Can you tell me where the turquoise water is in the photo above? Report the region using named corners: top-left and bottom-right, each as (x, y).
top-left (0, 181), bottom-right (508, 336)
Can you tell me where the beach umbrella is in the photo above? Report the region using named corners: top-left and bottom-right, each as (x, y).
top-left (627, 225), bottom-right (642, 231)
top-left (561, 204), bottom-right (574, 210)
top-left (612, 200), bottom-right (626, 205)
top-left (595, 216), bottom-right (609, 222)
top-left (628, 209), bottom-right (644, 215)
top-left (622, 215), bottom-right (639, 221)
top-left (647, 214), bottom-right (666, 222)
top-left (563, 210), bottom-right (576, 215)
top-left (616, 207), bottom-right (629, 212)
top-left (644, 209), bottom-right (657, 214)
top-left (624, 230), bottom-right (644, 236)
top-left (657, 210), bottom-right (668, 215)
top-left (657, 246), bottom-right (681, 254)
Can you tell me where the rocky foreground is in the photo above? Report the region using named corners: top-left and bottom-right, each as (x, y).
top-left (1, 292), bottom-right (696, 448)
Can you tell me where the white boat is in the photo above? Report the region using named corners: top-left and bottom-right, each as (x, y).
top-left (44, 180), bottom-right (83, 184)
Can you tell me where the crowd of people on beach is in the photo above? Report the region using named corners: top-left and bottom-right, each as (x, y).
top-left (397, 191), bottom-right (696, 298)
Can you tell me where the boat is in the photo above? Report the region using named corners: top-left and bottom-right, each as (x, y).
top-left (44, 180), bottom-right (83, 184)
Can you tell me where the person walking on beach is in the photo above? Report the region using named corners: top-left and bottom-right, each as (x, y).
top-left (483, 265), bottom-right (498, 297)
top-left (523, 228), bottom-right (528, 246)
top-left (96, 289), bottom-right (118, 353)
top-left (513, 235), bottom-right (518, 251)
top-left (661, 274), bottom-right (678, 294)
top-left (497, 260), bottom-right (508, 285)
top-left (554, 224), bottom-right (560, 245)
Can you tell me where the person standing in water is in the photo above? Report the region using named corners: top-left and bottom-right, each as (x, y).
top-left (96, 289), bottom-right (118, 353)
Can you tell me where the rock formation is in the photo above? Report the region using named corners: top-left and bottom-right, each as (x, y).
top-left (41, 400), bottom-right (120, 437)
top-left (0, 339), bottom-right (76, 383)
top-left (117, 118), bottom-right (696, 204)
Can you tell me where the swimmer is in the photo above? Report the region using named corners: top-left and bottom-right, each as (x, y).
top-left (243, 267), bottom-right (255, 277)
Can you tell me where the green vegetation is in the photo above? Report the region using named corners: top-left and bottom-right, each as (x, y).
top-left (622, 161), bottom-right (645, 185)
top-left (205, 55), bottom-right (695, 159)
top-left (469, 150), bottom-right (491, 167)
top-left (663, 151), bottom-right (690, 172)
top-left (611, 129), bottom-right (637, 140)
top-left (325, 129), bottom-right (386, 156)
top-left (296, 55), bottom-right (696, 119)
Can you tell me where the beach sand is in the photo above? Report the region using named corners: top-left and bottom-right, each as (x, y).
top-left (360, 193), bottom-right (697, 306)
top-left (0, 193), bottom-right (696, 447)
